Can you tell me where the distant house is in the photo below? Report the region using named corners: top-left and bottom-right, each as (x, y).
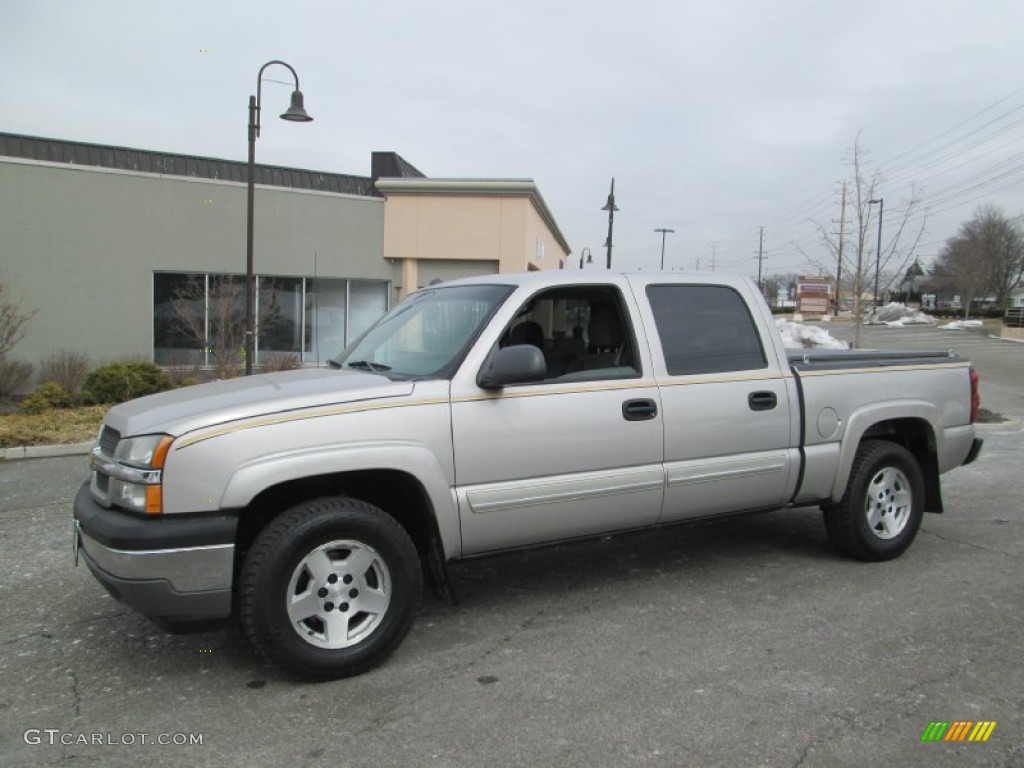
top-left (1010, 285), bottom-right (1024, 308)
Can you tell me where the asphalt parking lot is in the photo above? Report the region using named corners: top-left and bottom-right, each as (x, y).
top-left (1, 324), bottom-right (1021, 767)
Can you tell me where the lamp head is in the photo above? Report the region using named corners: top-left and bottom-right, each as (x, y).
top-left (281, 89), bottom-right (313, 122)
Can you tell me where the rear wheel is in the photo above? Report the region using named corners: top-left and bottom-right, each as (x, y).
top-left (823, 440), bottom-right (925, 561)
top-left (240, 497), bottom-right (421, 679)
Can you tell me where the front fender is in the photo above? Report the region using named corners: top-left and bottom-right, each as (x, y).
top-left (219, 441), bottom-right (460, 558)
top-left (829, 401), bottom-right (941, 504)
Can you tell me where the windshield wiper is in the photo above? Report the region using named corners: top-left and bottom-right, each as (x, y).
top-left (345, 360), bottom-right (392, 374)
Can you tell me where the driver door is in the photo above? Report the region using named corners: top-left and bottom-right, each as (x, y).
top-left (450, 283), bottom-right (665, 555)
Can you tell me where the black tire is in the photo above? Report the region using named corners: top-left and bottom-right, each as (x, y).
top-left (240, 497), bottom-right (422, 680)
top-left (823, 439), bottom-right (925, 561)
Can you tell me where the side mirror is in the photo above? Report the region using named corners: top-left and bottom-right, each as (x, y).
top-left (477, 345), bottom-right (547, 389)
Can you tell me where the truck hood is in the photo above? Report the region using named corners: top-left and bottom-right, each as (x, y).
top-left (103, 368), bottom-right (415, 438)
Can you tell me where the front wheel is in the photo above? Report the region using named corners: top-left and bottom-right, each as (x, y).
top-left (240, 497), bottom-right (422, 679)
top-left (823, 440), bottom-right (925, 561)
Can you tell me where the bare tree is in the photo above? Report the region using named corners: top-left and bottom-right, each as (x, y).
top-left (814, 137), bottom-right (927, 346)
top-left (170, 276), bottom-right (280, 378)
top-left (0, 277), bottom-right (38, 396)
top-left (934, 238), bottom-right (991, 318)
top-left (762, 272), bottom-right (800, 305)
top-left (933, 206), bottom-right (1024, 313)
top-left (0, 278), bottom-right (36, 359)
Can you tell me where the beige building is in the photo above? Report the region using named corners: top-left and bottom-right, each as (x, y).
top-left (377, 178), bottom-right (571, 299)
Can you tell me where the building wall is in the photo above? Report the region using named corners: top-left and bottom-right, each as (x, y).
top-left (523, 200), bottom-right (567, 271)
top-left (383, 195), bottom-right (528, 263)
top-left (1, 158), bottom-right (387, 368)
top-left (416, 259), bottom-right (499, 287)
top-left (380, 184), bottom-right (570, 298)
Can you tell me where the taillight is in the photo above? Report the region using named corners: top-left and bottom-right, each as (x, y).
top-left (969, 366), bottom-right (981, 424)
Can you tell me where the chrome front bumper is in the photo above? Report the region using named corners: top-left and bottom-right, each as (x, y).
top-left (76, 521), bottom-right (233, 592)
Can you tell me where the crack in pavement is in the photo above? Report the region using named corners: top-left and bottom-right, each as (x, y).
top-left (921, 528), bottom-right (1016, 557)
top-left (52, 633), bottom-right (83, 720)
top-left (787, 662), bottom-right (975, 767)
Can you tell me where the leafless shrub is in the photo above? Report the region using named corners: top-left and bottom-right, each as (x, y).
top-left (38, 350), bottom-right (91, 393)
top-left (0, 358), bottom-right (34, 397)
top-left (163, 356), bottom-right (203, 387)
top-left (260, 352), bottom-right (302, 372)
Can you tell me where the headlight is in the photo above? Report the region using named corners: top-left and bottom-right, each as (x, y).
top-left (96, 434), bottom-right (173, 515)
top-left (114, 434), bottom-right (173, 469)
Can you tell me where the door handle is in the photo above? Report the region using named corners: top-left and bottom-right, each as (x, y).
top-left (748, 391), bottom-right (777, 411)
top-left (622, 398), bottom-right (658, 421)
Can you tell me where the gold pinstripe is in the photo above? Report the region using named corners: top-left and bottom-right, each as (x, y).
top-left (656, 371), bottom-right (790, 387)
top-left (454, 378), bottom-right (658, 401)
top-left (174, 397), bottom-right (450, 449)
top-left (172, 360), bottom-right (962, 450)
top-left (176, 382), bottom-right (664, 448)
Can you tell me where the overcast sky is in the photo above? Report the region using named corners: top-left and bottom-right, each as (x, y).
top-left (4, 0), bottom-right (1024, 279)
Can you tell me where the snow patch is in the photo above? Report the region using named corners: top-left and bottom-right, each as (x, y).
top-left (868, 303), bottom-right (936, 326)
top-left (938, 320), bottom-right (985, 330)
top-left (776, 320), bottom-right (849, 349)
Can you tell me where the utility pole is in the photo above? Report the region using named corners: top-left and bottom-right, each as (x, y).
top-left (601, 178), bottom-right (619, 269)
top-left (709, 242), bottom-right (718, 272)
top-left (696, 256), bottom-right (701, 272)
top-left (834, 182), bottom-right (846, 317)
top-left (868, 197), bottom-right (884, 312)
top-left (757, 227), bottom-right (765, 294)
top-left (654, 228), bottom-right (675, 270)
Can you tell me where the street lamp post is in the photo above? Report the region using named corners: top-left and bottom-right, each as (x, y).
top-left (245, 59), bottom-right (313, 375)
top-left (579, 247), bottom-right (593, 270)
top-left (868, 197), bottom-right (884, 314)
top-left (654, 228), bottom-right (675, 270)
top-left (601, 178), bottom-right (619, 269)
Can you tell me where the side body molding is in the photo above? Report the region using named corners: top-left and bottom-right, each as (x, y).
top-left (219, 441), bottom-right (462, 558)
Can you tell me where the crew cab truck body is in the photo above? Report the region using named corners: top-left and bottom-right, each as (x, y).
top-left (73, 272), bottom-right (983, 678)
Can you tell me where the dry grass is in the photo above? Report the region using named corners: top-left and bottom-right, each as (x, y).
top-left (0, 405), bottom-right (107, 448)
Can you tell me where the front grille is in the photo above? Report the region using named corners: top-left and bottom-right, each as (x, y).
top-left (98, 425), bottom-right (121, 457)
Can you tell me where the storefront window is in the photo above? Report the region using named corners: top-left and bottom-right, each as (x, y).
top-left (304, 278), bottom-right (347, 364)
top-left (349, 281), bottom-right (390, 345)
top-left (155, 273), bottom-right (390, 368)
top-left (154, 273), bottom-right (206, 365)
top-left (259, 277), bottom-right (303, 353)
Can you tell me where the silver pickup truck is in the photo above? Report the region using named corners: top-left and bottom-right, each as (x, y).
top-left (73, 272), bottom-right (983, 679)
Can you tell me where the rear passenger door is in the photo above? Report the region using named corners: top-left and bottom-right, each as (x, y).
top-left (632, 278), bottom-right (798, 522)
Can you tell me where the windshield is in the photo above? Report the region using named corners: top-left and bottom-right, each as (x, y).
top-left (333, 284), bottom-right (513, 379)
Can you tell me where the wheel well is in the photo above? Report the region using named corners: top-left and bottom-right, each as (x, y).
top-left (233, 470), bottom-right (453, 600)
top-left (861, 418), bottom-right (943, 512)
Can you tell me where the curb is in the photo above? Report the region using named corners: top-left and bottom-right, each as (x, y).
top-left (1, 441), bottom-right (95, 461)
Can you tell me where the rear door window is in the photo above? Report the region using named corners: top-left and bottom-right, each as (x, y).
top-left (646, 285), bottom-right (767, 375)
